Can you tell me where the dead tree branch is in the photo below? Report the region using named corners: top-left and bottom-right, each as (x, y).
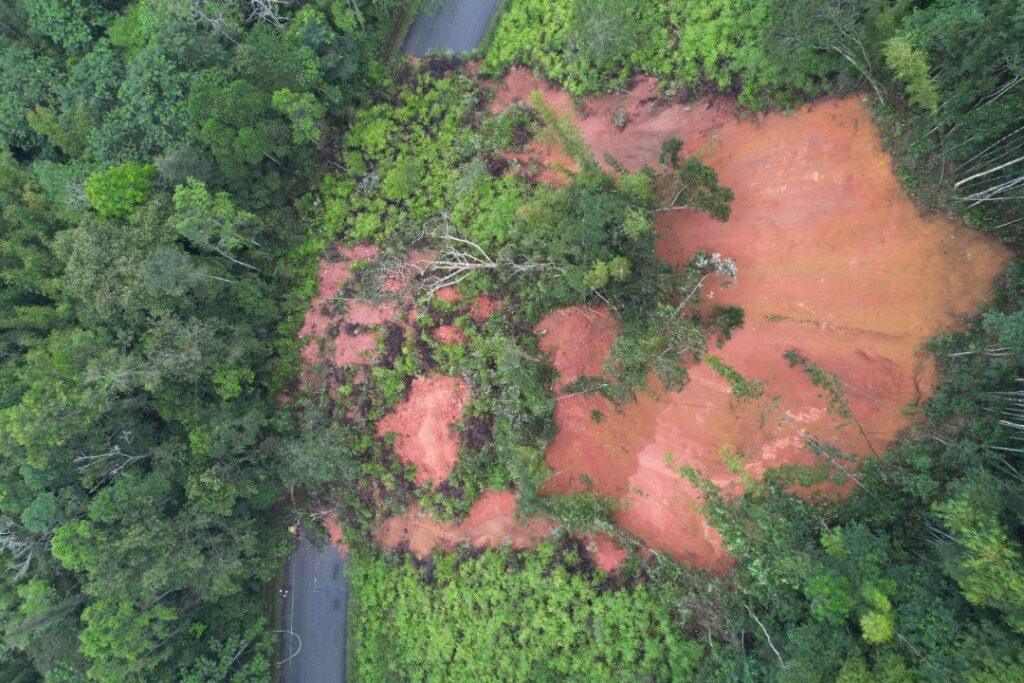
top-left (417, 216), bottom-right (562, 294)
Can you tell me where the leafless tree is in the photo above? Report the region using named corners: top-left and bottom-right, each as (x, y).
top-left (75, 446), bottom-right (152, 484)
top-left (74, 431), bottom-right (153, 490)
top-left (954, 152), bottom-right (1024, 206)
top-left (66, 179), bottom-right (87, 212)
top-left (676, 252), bottom-right (737, 313)
top-left (748, 605), bottom-right (787, 669)
top-left (247, 0), bottom-right (290, 27)
top-left (307, 510), bottom-right (331, 523)
top-left (174, 0), bottom-right (240, 44)
top-left (417, 233), bottom-right (500, 293)
top-left (416, 227), bottom-right (560, 295)
top-left (0, 518), bottom-right (38, 579)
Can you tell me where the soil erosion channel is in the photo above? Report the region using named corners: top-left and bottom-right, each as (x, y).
top-left (315, 70), bottom-right (1010, 571)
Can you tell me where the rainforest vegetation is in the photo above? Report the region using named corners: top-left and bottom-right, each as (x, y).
top-left (0, 0), bottom-right (1022, 681)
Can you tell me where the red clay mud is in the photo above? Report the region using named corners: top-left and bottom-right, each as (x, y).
top-left (434, 285), bottom-right (463, 304)
top-left (377, 490), bottom-right (555, 557)
top-left (321, 513), bottom-right (349, 553)
top-left (536, 305), bottom-right (619, 387)
top-left (427, 283), bottom-right (502, 322)
top-left (322, 70), bottom-right (1008, 572)
top-left (492, 68), bottom-right (736, 172)
top-left (508, 69), bottom-right (1010, 571)
top-left (299, 244), bottom-right (392, 367)
top-left (299, 247), bottom-right (443, 370)
top-left (376, 375), bottom-right (470, 487)
top-left (469, 294), bottom-right (502, 322)
top-left (432, 324), bottom-right (467, 345)
top-left (587, 533), bottom-right (629, 572)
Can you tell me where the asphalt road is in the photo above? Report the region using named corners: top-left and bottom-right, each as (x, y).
top-left (403, 0), bottom-right (503, 56)
top-left (279, 2), bottom-right (501, 679)
top-left (280, 534), bottom-right (348, 683)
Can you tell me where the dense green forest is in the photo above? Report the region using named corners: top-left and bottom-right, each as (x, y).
top-left (1, 0), bottom-right (1022, 681)
top-left (0, 1), bottom-right (416, 680)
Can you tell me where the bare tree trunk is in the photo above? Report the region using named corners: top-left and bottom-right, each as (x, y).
top-left (954, 155), bottom-right (1024, 190)
top-left (247, 0), bottom-right (290, 27)
top-left (214, 244), bottom-right (259, 271)
top-left (417, 224), bottom-right (559, 294)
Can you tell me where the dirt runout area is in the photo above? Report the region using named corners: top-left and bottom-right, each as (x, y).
top-left (377, 375), bottom-right (470, 487)
top-left (588, 533), bottom-right (630, 572)
top-left (504, 68), bottom-right (1010, 570)
top-left (535, 305), bottom-right (620, 388)
top-left (321, 513), bottom-right (349, 553)
top-left (299, 244), bottom-right (391, 368)
top-left (377, 490), bottom-right (555, 557)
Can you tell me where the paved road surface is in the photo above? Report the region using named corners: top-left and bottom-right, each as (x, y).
top-left (403, 0), bottom-right (502, 56)
top-left (280, 2), bottom-right (502, 679)
top-left (280, 535), bottom-right (348, 683)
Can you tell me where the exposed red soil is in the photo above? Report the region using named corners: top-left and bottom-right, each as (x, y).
top-left (321, 513), bottom-right (349, 553)
top-left (344, 300), bottom-right (399, 327)
top-left (433, 284), bottom-right (503, 322)
top-left (503, 68), bottom-right (1010, 571)
top-left (320, 69), bottom-right (1009, 573)
top-left (492, 68), bottom-right (735, 171)
top-left (536, 305), bottom-right (619, 387)
top-left (376, 375), bottom-right (471, 487)
top-left (587, 533), bottom-right (629, 572)
top-left (469, 294), bottom-right (502, 322)
top-left (432, 324), bottom-right (467, 345)
top-left (434, 285), bottom-right (463, 304)
top-left (377, 490), bottom-right (556, 557)
top-left (299, 247), bottom-right (446, 371)
top-left (299, 244), bottom-right (392, 367)
top-left (508, 146), bottom-right (578, 187)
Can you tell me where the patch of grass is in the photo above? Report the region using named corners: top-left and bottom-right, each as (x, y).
top-left (705, 355), bottom-right (763, 400)
top-left (349, 541), bottom-right (708, 680)
top-left (783, 349), bottom-right (850, 418)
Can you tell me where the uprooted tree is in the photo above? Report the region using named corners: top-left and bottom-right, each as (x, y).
top-left (656, 137), bottom-right (735, 221)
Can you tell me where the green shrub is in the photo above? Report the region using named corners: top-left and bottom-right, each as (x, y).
top-left (704, 355), bottom-right (763, 400)
top-left (349, 543), bottom-right (706, 681)
top-left (483, 0), bottom-right (836, 108)
top-left (83, 162), bottom-right (155, 218)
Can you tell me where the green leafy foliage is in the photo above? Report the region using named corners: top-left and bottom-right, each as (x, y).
top-left (705, 355), bottom-right (763, 399)
top-left (23, 0), bottom-right (113, 52)
top-left (883, 35), bottom-right (939, 114)
top-left (685, 266), bottom-right (1024, 680)
top-left (320, 72), bottom-right (492, 243)
top-left (0, 1), bottom-right (406, 679)
top-left (83, 162), bottom-right (156, 218)
top-left (272, 88), bottom-right (327, 145)
top-left (707, 304), bottom-right (745, 346)
top-left (0, 46), bottom-right (59, 153)
top-left (876, 0), bottom-right (1024, 239)
top-left (658, 155), bottom-right (735, 222)
top-left (784, 348), bottom-right (852, 418)
top-left (187, 69), bottom-right (290, 184)
top-left (3, 0), bottom-right (1023, 680)
top-left (350, 542), bottom-right (706, 681)
top-left (484, 0), bottom-right (836, 107)
top-left (487, 0), bottom-right (1022, 237)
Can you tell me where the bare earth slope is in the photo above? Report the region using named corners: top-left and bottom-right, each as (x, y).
top-left (495, 69), bottom-right (1010, 569)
